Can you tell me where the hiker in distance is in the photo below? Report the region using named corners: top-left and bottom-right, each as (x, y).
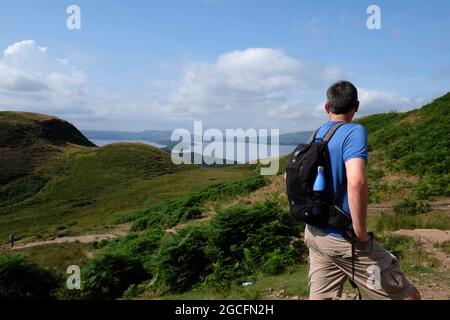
top-left (285, 81), bottom-right (421, 300)
top-left (9, 233), bottom-right (14, 248)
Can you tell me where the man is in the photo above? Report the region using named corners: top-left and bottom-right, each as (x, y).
top-left (304, 81), bottom-right (421, 300)
top-left (9, 233), bottom-right (14, 248)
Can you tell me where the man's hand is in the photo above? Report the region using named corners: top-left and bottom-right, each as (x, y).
top-left (346, 231), bottom-right (370, 243)
top-left (354, 231), bottom-right (371, 243)
top-left (345, 158), bottom-right (369, 242)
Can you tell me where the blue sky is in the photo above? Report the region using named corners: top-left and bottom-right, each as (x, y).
top-left (0, 0), bottom-right (448, 132)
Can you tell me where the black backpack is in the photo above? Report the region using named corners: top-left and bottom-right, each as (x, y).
top-left (285, 122), bottom-right (351, 229)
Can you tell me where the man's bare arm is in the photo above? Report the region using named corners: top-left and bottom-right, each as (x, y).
top-left (345, 158), bottom-right (370, 242)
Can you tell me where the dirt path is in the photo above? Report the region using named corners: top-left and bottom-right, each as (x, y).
top-left (3, 224), bottom-right (131, 251)
top-left (394, 229), bottom-right (450, 271)
top-left (5, 230), bottom-right (127, 251)
top-left (368, 199), bottom-right (450, 215)
top-left (165, 214), bottom-right (214, 234)
top-left (393, 229), bottom-right (450, 300)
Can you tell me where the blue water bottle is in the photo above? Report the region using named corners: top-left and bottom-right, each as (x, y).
top-left (313, 166), bottom-right (326, 192)
top-left (311, 166), bottom-right (325, 221)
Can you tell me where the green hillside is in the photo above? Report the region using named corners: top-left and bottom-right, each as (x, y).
top-left (0, 112), bottom-right (257, 241)
top-left (356, 93), bottom-right (449, 176)
top-left (0, 111), bottom-right (95, 185)
top-left (355, 93), bottom-right (450, 202)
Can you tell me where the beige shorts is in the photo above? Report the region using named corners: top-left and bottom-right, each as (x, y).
top-left (304, 224), bottom-right (415, 300)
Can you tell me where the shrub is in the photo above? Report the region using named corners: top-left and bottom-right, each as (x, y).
top-left (130, 217), bottom-right (151, 232)
top-left (82, 253), bottom-right (149, 300)
top-left (129, 175), bottom-right (269, 231)
top-left (151, 224), bottom-right (211, 293)
top-left (367, 168), bottom-right (384, 182)
top-left (413, 174), bottom-right (450, 200)
top-left (260, 249), bottom-right (292, 275)
top-left (393, 198), bottom-right (431, 215)
top-left (0, 254), bottom-right (62, 300)
top-left (87, 200), bottom-right (308, 296)
top-left (102, 227), bottom-right (164, 261)
top-left (378, 234), bottom-right (413, 258)
top-left (180, 206), bottom-right (202, 221)
top-left (206, 201), bottom-right (307, 285)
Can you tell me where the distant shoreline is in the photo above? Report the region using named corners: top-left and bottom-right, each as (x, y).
top-left (90, 138), bottom-right (297, 163)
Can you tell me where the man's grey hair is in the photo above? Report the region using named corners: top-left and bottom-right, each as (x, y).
top-left (326, 80), bottom-right (358, 114)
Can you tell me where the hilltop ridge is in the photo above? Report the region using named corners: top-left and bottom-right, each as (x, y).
top-left (0, 111), bottom-right (95, 184)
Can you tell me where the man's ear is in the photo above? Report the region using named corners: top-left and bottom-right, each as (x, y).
top-left (324, 103), bottom-right (330, 114)
top-left (354, 101), bottom-right (360, 113)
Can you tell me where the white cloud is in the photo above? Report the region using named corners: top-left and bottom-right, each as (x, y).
top-left (4, 40), bottom-right (47, 57)
top-left (0, 40), bottom-right (89, 114)
top-left (0, 41), bottom-right (438, 132)
top-left (163, 48), bottom-right (343, 124)
top-left (358, 89), bottom-right (411, 115)
top-left (313, 89), bottom-right (413, 116)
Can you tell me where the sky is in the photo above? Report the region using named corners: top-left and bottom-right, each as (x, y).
top-left (0, 0), bottom-right (449, 133)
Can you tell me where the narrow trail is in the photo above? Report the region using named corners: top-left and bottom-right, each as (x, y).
top-left (392, 229), bottom-right (450, 300)
top-left (4, 230), bottom-right (127, 251)
top-left (368, 199), bottom-right (450, 214)
top-left (3, 223), bottom-right (131, 251)
top-left (394, 229), bottom-right (450, 273)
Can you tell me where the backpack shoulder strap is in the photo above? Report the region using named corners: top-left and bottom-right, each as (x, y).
top-left (322, 121), bottom-right (346, 143)
top-left (324, 122), bottom-right (347, 203)
top-left (309, 129), bottom-right (319, 143)
top-left (310, 121), bottom-right (346, 144)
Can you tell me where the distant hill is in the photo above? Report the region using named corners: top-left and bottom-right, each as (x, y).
top-left (279, 131), bottom-right (313, 145)
top-left (0, 112), bottom-right (95, 185)
top-left (83, 129), bottom-right (173, 146)
top-left (84, 129), bottom-right (312, 146)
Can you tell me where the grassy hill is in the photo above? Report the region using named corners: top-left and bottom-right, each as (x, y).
top-left (356, 92), bottom-right (449, 176)
top-left (354, 93), bottom-right (450, 203)
top-left (0, 112), bottom-right (257, 242)
top-left (0, 112), bottom-right (95, 185)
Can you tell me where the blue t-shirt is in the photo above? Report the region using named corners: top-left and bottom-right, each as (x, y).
top-left (314, 120), bottom-right (368, 238)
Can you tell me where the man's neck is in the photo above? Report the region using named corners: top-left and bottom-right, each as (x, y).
top-left (328, 113), bottom-right (353, 123)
